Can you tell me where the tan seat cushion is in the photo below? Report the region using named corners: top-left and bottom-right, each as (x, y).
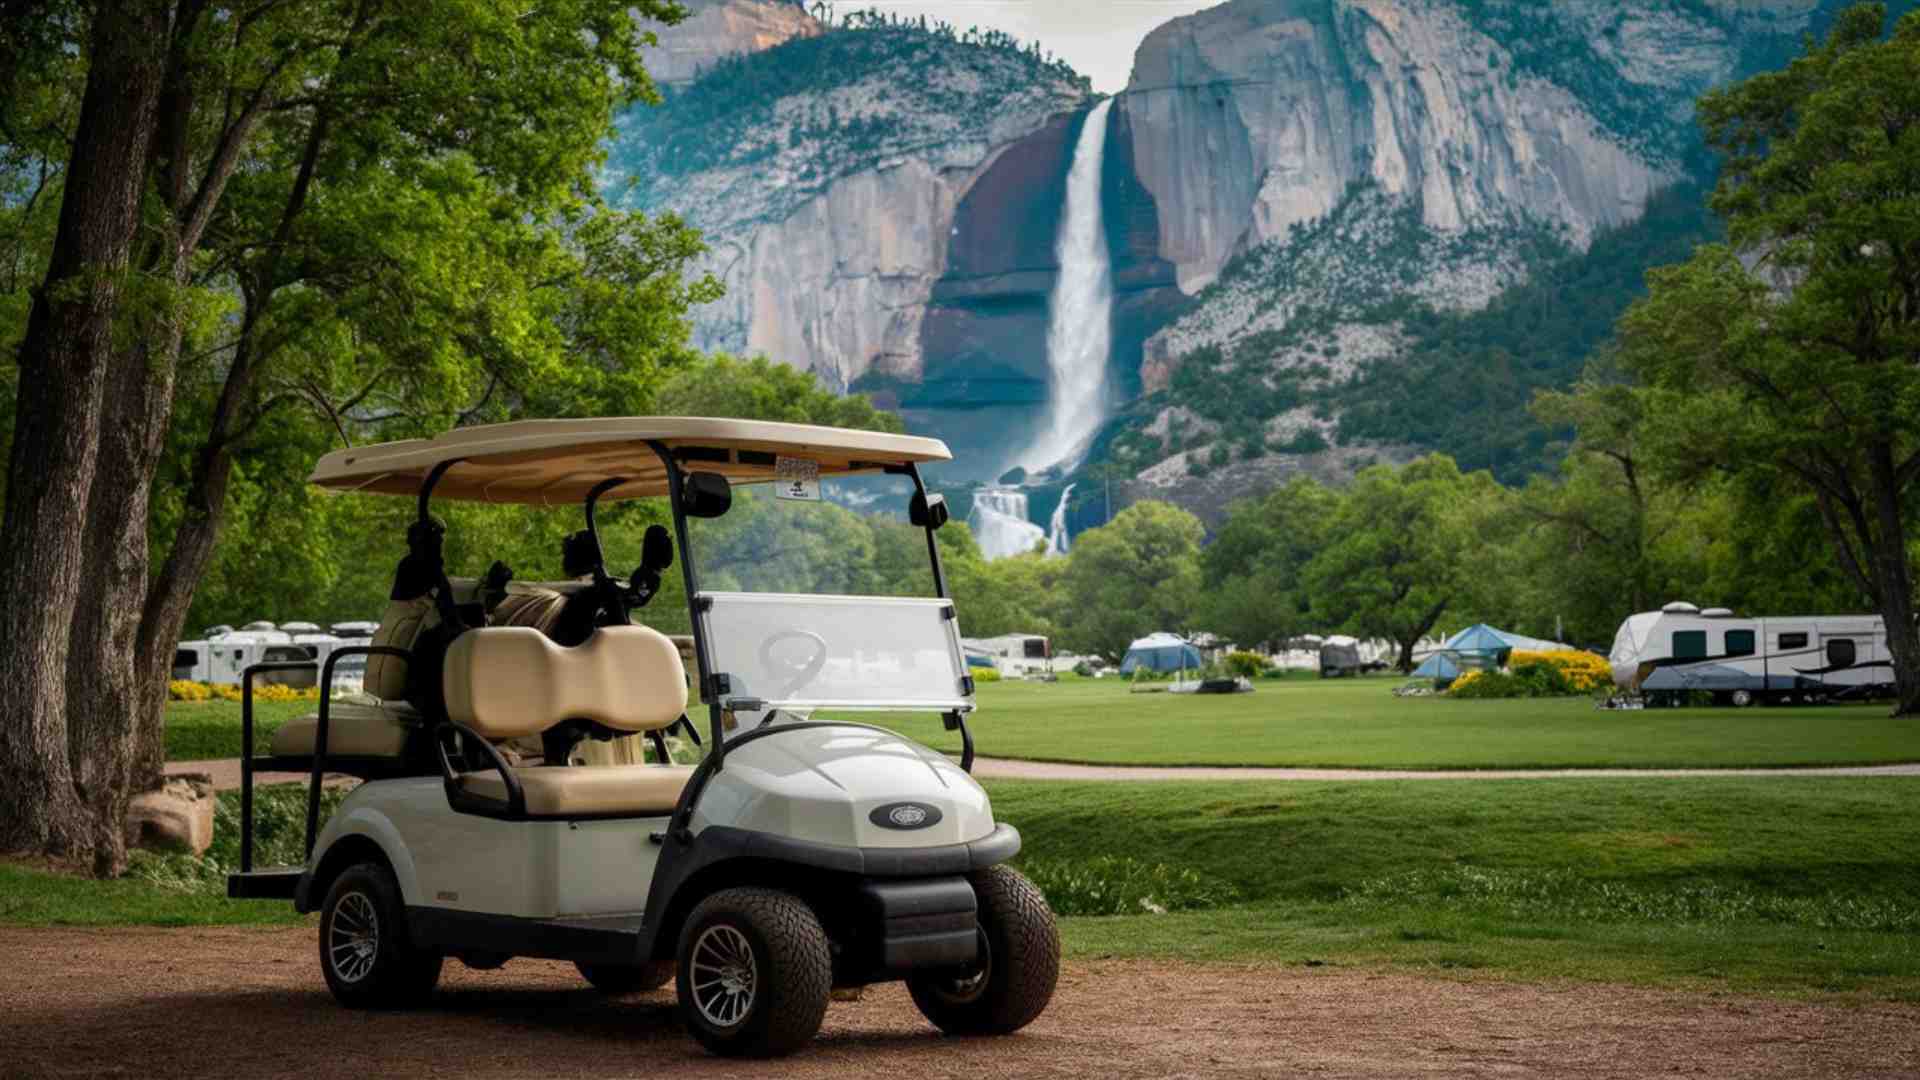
top-left (460, 764), bottom-right (695, 816)
top-left (269, 699), bottom-right (420, 758)
top-left (442, 625), bottom-right (688, 739)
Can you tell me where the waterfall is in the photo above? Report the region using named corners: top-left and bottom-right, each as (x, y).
top-left (969, 488), bottom-right (1048, 561)
top-left (1045, 482), bottom-right (1076, 556)
top-left (1022, 98), bottom-right (1115, 473)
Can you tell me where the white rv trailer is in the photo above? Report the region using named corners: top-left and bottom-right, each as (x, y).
top-left (1608, 601), bottom-right (1891, 705)
top-left (172, 627), bottom-right (297, 685)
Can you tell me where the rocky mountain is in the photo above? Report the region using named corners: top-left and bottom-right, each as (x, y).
top-left (611, 14), bottom-right (1090, 413)
top-left (613, 0), bottom-right (1895, 528)
top-left (643, 0), bottom-right (822, 87)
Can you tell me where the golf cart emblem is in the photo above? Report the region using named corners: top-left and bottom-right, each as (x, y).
top-left (871, 802), bottom-right (941, 830)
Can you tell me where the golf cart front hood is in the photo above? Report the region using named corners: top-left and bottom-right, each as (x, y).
top-left (689, 725), bottom-right (993, 850)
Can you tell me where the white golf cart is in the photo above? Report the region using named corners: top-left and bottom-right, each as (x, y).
top-left (226, 418), bottom-right (1059, 1057)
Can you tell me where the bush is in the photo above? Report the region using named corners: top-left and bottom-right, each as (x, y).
top-left (170, 680), bottom-right (320, 704)
top-left (1509, 649), bottom-right (1612, 693)
top-left (1223, 651), bottom-right (1266, 678)
top-left (1019, 855), bottom-right (1239, 917)
top-left (972, 666), bottom-right (1002, 683)
top-left (168, 680), bottom-right (211, 702)
top-left (1449, 654), bottom-right (1605, 699)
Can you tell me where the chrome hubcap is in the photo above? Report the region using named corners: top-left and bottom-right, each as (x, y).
top-left (329, 891), bottom-right (379, 983)
top-left (690, 924), bottom-right (757, 1028)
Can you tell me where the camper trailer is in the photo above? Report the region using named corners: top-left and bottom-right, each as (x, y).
top-left (172, 626), bottom-right (296, 686)
top-left (1608, 602), bottom-right (1891, 705)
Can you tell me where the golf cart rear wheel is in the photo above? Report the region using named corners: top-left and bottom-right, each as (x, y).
top-left (908, 865), bottom-right (1059, 1036)
top-left (675, 887), bottom-right (831, 1058)
top-left (317, 862), bottom-right (443, 1009)
top-left (575, 959), bottom-right (675, 994)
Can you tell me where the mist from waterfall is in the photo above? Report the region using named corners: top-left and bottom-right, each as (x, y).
top-left (1022, 98), bottom-right (1115, 473)
top-left (969, 488), bottom-right (1048, 561)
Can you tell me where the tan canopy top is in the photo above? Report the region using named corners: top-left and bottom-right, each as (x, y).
top-left (308, 417), bottom-right (952, 504)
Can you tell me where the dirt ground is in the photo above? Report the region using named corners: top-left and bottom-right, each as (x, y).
top-left (1, 927), bottom-right (1915, 1078)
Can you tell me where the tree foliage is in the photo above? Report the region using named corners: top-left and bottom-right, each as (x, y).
top-left (1619, 3), bottom-right (1920, 711)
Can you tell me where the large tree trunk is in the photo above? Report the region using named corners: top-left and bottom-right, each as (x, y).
top-left (0, 2), bottom-right (167, 857)
top-left (66, 327), bottom-right (181, 874)
top-left (1866, 445), bottom-right (1920, 717)
top-left (132, 446), bottom-right (235, 786)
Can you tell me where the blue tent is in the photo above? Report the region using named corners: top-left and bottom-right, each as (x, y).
top-left (1444, 623), bottom-right (1569, 657)
top-left (1120, 632), bottom-right (1202, 674)
top-left (1410, 651), bottom-right (1462, 680)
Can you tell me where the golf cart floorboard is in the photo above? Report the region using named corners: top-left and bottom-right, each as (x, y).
top-left (227, 868), bottom-right (303, 900)
top-left (407, 907), bottom-right (652, 966)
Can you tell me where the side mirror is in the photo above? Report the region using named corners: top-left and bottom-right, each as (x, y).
top-left (910, 491), bottom-right (949, 529)
top-left (640, 523), bottom-right (674, 572)
top-left (681, 471), bottom-right (732, 519)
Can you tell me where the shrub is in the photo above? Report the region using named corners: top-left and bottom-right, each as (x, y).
top-left (1223, 651), bottom-right (1266, 678)
top-left (1019, 855), bottom-right (1239, 917)
top-left (168, 680), bottom-right (211, 702)
top-left (1448, 653), bottom-right (1608, 699)
top-left (172, 680), bottom-right (321, 704)
top-left (1509, 649), bottom-right (1612, 693)
top-left (971, 666), bottom-right (1002, 683)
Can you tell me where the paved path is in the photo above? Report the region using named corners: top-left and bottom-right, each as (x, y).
top-left (967, 756), bottom-right (1920, 781)
top-left (169, 755), bottom-right (1920, 792)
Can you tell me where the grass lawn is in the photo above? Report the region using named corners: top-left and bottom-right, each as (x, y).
top-left (164, 699), bottom-right (313, 761)
top-left (166, 676), bottom-right (1920, 770)
top-left (6, 775), bottom-right (1916, 999)
top-left (862, 676), bottom-right (1920, 769)
top-left (1014, 776), bottom-right (1920, 999)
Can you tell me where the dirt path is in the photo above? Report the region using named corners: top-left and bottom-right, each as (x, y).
top-left (166, 757), bottom-right (1920, 792)
top-left (2, 926), bottom-right (1914, 1078)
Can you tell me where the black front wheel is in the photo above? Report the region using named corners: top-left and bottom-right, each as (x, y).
top-left (907, 865), bottom-right (1059, 1036)
top-left (675, 887), bottom-right (832, 1058)
top-left (317, 862), bottom-right (443, 1009)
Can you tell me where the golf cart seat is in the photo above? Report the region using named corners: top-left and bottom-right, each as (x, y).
top-left (269, 697), bottom-right (422, 758)
top-left (443, 625), bottom-right (694, 817)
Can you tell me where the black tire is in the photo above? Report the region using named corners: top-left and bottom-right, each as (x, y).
top-left (317, 862), bottom-right (443, 1009)
top-left (907, 865), bottom-right (1059, 1036)
top-left (576, 959), bottom-right (675, 994)
top-left (675, 887), bottom-right (832, 1058)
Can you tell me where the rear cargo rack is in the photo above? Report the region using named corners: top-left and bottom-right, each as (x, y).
top-left (230, 646), bottom-right (411, 895)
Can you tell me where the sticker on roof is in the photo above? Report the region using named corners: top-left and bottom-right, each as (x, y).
top-left (775, 456), bottom-right (820, 501)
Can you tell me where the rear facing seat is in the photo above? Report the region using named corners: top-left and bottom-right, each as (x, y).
top-left (269, 696), bottom-right (421, 758)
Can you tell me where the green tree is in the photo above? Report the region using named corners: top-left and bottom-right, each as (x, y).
top-left (655, 354), bottom-right (905, 433)
top-left (1305, 456), bottom-right (1497, 672)
top-left (0, 0), bottom-right (696, 871)
top-left (1618, 4), bottom-right (1920, 712)
top-left (1200, 476), bottom-right (1339, 650)
top-left (1055, 501), bottom-right (1204, 660)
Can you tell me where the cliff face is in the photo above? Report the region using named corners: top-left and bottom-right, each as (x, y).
top-left (645, 1), bottom-right (821, 86)
top-left (613, 26), bottom-right (1090, 394)
top-left (1095, 0), bottom-right (1854, 519)
top-left (1121, 0), bottom-right (1705, 296)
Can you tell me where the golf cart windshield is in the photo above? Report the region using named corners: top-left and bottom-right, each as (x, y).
top-left (686, 476), bottom-right (972, 719)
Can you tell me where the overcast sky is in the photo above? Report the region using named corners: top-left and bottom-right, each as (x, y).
top-left (838, 0), bottom-right (1223, 93)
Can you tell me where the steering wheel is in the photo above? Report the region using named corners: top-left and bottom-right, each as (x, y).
top-left (758, 629), bottom-right (829, 703)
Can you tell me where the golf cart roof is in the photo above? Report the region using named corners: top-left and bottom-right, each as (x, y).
top-left (308, 417), bottom-right (952, 504)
